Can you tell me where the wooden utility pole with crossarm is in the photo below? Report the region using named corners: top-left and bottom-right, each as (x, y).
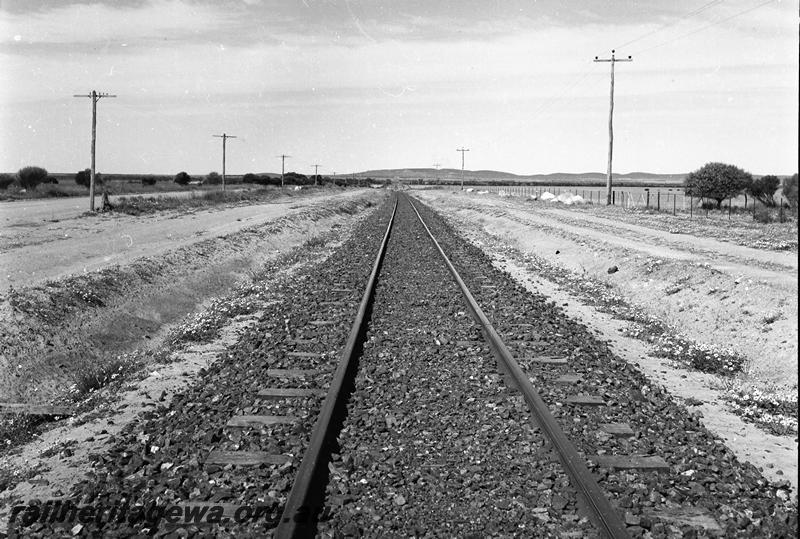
top-left (277, 155), bottom-right (291, 187)
top-left (456, 148), bottom-right (469, 190)
top-left (312, 164), bottom-right (321, 186)
top-left (594, 50), bottom-right (633, 205)
top-left (213, 133), bottom-right (237, 191)
top-left (73, 90), bottom-right (116, 211)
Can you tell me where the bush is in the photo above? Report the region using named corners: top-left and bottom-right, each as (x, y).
top-left (753, 206), bottom-right (774, 224)
top-left (0, 174), bottom-right (16, 190)
top-left (700, 200), bottom-right (717, 210)
top-left (141, 176), bottom-right (157, 186)
top-left (174, 171), bottom-right (191, 185)
top-left (747, 174), bottom-right (780, 206)
top-left (75, 168), bottom-right (103, 188)
top-left (17, 166), bottom-right (49, 190)
top-left (283, 171), bottom-right (309, 185)
top-left (242, 173), bottom-right (258, 184)
top-left (205, 171), bottom-right (222, 185)
top-left (684, 162), bottom-right (751, 209)
top-left (783, 173), bottom-right (798, 210)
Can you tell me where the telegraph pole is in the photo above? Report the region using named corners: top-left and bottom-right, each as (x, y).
top-left (277, 155), bottom-right (291, 187)
top-left (213, 133), bottom-right (237, 191)
top-left (312, 164), bottom-right (321, 186)
top-left (456, 148), bottom-right (469, 190)
top-left (594, 50), bottom-right (633, 205)
top-left (73, 90), bottom-right (116, 211)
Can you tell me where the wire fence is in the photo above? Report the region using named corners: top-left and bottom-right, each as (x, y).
top-left (471, 184), bottom-right (790, 219)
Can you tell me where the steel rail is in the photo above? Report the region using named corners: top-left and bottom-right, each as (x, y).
top-left (275, 197), bottom-right (398, 538)
top-left (407, 195), bottom-right (630, 539)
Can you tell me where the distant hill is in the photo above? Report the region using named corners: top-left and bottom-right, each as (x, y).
top-left (353, 168), bottom-right (686, 186)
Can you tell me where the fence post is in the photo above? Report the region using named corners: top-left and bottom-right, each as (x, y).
top-left (657, 191), bottom-right (660, 211)
top-left (612, 191), bottom-right (616, 205)
top-left (672, 194), bottom-right (676, 216)
top-left (690, 194), bottom-right (693, 219)
top-left (646, 190), bottom-right (650, 209)
top-left (728, 198), bottom-right (732, 220)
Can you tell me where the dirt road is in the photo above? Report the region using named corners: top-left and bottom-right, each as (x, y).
top-left (0, 189), bottom-right (368, 291)
top-left (415, 189), bottom-right (797, 385)
top-left (0, 189), bottom-right (215, 223)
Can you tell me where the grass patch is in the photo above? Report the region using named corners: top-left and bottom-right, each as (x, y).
top-left (68, 353), bottom-right (144, 397)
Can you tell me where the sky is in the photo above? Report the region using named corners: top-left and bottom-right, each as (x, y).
top-left (0, 0), bottom-right (797, 176)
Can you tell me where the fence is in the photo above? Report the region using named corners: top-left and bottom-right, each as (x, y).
top-left (471, 185), bottom-right (785, 218)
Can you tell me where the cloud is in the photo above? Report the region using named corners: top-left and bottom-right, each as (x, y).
top-left (0, 0), bottom-right (236, 47)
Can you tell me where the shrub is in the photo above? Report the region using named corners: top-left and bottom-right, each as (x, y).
top-left (283, 171), bottom-right (309, 185)
top-left (700, 200), bottom-right (717, 210)
top-left (0, 173), bottom-right (15, 189)
top-left (747, 175), bottom-right (780, 206)
top-left (242, 173), bottom-right (258, 184)
top-left (75, 168), bottom-right (103, 188)
top-left (206, 171), bottom-right (222, 185)
top-left (17, 166), bottom-right (49, 190)
top-left (141, 176), bottom-right (157, 186)
top-left (174, 171), bottom-right (191, 185)
top-left (753, 206), bottom-right (774, 224)
top-left (684, 162), bottom-right (751, 209)
top-left (783, 173), bottom-right (798, 210)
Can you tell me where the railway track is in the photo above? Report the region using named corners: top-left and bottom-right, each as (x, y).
top-left (11, 193), bottom-right (796, 538)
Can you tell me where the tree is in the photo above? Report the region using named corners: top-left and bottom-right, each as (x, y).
top-left (684, 162), bottom-right (751, 209)
top-left (746, 175), bottom-right (780, 207)
top-left (75, 168), bottom-right (103, 188)
top-left (174, 171), bottom-right (192, 185)
top-left (17, 166), bottom-right (49, 190)
top-left (242, 173), bottom-right (258, 184)
top-left (783, 173), bottom-right (798, 211)
top-left (0, 173), bottom-right (15, 190)
top-left (205, 171), bottom-right (222, 185)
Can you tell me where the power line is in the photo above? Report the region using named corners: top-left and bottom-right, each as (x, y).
top-left (73, 91), bottom-right (116, 211)
top-left (615, 0), bottom-right (725, 50)
top-left (212, 133), bottom-right (237, 191)
top-left (527, 69), bottom-right (597, 122)
top-left (631, 0), bottom-right (778, 55)
top-left (456, 148), bottom-right (470, 190)
top-left (594, 50), bottom-right (633, 206)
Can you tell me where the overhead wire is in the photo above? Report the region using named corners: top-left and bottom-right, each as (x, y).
top-left (614, 0), bottom-right (725, 50)
top-left (526, 68), bottom-right (600, 123)
top-left (630, 0), bottom-right (779, 55)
